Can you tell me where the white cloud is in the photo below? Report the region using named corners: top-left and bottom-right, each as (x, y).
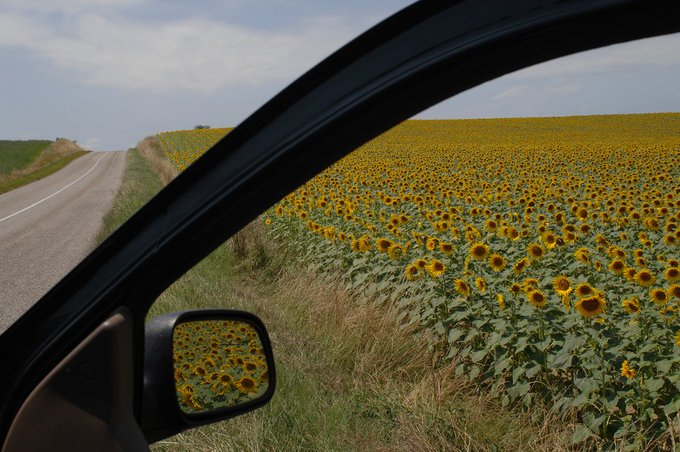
top-left (0, 10), bottom-right (355, 93)
top-left (491, 85), bottom-right (528, 101)
top-left (508, 33), bottom-right (680, 79)
top-left (544, 83), bottom-right (582, 95)
top-left (80, 137), bottom-right (103, 150)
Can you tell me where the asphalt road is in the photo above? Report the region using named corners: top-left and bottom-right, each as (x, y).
top-left (0, 151), bottom-right (127, 333)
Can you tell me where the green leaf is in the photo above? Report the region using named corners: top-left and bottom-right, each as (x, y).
top-left (656, 360), bottom-right (674, 374)
top-left (663, 396), bottom-right (680, 416)
top-left (512, 366), bottom-right (525, 384)
top-left (645, 378), bottom-right (664, 394)
top-left (471, 350), bottom-right (487, 363)
top-left (552, 351), bottom-right (574, 370)
top-left (448, 329), bottom-right (465, 344)
top-left (571, 424), bottom-right (594, 444)
top-left (469, 365), bottom-right (481, 380)
top-left (582, 411), bottom-right (605, 432)
top-left (526, 364), bottom-right (542, 379)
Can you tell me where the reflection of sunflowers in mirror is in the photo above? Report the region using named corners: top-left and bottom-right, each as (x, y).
top-left (173, 320), bottom-right (269, 414)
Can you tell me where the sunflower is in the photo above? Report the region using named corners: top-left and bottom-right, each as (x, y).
top-left (414, 258), bottom-right (427, 269)
top-left (388, 244), bottom-right (404, 259)
top-left (469, 242), bottom-right (490, 260)
top-left (526, 289), bottom-right (547, 308)
top-left (670, 284), bottom-right (680, 299)
top-left (620, 360), bottom-right (635, 380)
top-left (440, 242), bottom-right (455, 255)
top-left (507, 227), bottom-right (520, 240)
top-left (488, 254), bottom-right (506, 271)
top-left (235, 376), bottom-right (258, 394)
top-left (426, 237), bottom-right (439, 251)
top-left (623, 267), bottom-right (637, 282)
top-left (634, 269), bottom-right (656, 287)
top-left (527, 243), bottom-right (545, 260)
top-left (649, 288), bottom-right (669, 305)
top-left (574, 283), bottom-right (595, 298)
top-left (665, 267), bottom-right (680, 282)
top-left (497, 294), bottom-right (506, 310)
top-left (522, 278), bottom-right (539, 292)
top-left (675, 331), bottom-right (680, 347)
top-left (376, 238), bottom-right (392, 252)
top-left (622, 297), bottom-right (641, 315)
top-left (542, 232), bottom-right (557, 249)
top-left (513, 257), bottom-right (529, 275)
top-left (575, 296), bottom-right (606, 317)
top-left (426, 259), bottom-right (446, 278)
top-left (454, 279), bottom-right (471, 298)
top-left (608, 259), bottom-right (626, 275)
top-left (475, 277), bottom-right (487, 294)
top-left (404, 264), bottom-right (421, 281)
top-left (552, 275), bottom-right (572, 296)
top-left (574, 248), bottom-right (590, 264)
top-left (509, 283), bottom-right (522, 295)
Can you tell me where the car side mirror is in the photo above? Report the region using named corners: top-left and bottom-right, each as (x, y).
top-left (140, 309), bottom-right (276, 443)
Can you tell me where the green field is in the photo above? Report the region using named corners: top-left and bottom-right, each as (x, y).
top-left (0, 140), bottom-right (52, 174)
top-left (0, 139), bottom-right (88, 194)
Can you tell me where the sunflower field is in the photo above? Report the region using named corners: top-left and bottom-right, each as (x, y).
top-left (158, 113), bottom-right (680, 446)
top-left (173, 320), bottom-right (270, 413)
top-left (157, 128), bottom-right (231, 171)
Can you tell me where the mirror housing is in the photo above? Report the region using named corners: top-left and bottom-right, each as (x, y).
top-left (140, 309), bottom-right (276, 443)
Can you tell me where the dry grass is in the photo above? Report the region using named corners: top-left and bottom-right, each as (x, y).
top-left (137, 136), bottom-right (179, 184)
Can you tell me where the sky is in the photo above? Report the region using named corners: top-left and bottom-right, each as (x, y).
top-left (0, 1), bottom-right (678, 151)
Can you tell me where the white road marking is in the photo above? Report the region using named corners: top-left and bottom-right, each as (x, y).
top-left (0, 152), bottom-right (109, 224)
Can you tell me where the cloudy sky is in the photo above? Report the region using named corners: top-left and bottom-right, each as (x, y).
top-left (0, 0), bottom-right (678, 150)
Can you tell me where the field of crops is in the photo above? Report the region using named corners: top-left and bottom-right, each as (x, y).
top-left (158, 113), bottom-right (680, 446)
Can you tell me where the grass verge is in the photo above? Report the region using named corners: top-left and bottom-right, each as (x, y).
top-left (0, 139), bottom-right (88, 195)
top-left (95, 147), bottom-right (164, 243)
top-left (97, 143), bottom-right (575, 450)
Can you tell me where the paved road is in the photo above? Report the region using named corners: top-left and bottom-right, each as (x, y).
top-left (0, 151), bottom-right (127, 333)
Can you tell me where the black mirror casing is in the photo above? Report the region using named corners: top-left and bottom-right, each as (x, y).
top-left (140, 309), bottom-right (276, 443)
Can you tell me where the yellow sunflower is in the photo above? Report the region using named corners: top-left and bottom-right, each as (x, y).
top-left (497, 294), bottom-right (506, 310)
top-left (527, 243), bottom-right (545, 260)
top-left (669, 284), bottom-right (680, 299)
top-left (649, 288), bottom-right (669, 305)
top-left (509, 283), bottom-right (522, 295)
top-left (634, 269), bottom-right (656, 287)
top-left (574, 283), bottom-right (595, 298)
top-left (475, 277), bottom-right (487, 294)
top-left (620, 360), bottom-right (635, 380)
top-left (552, 275), bottom-right (572, 296)
top-left (235, 376), bottom-right (258, 394)
top-left (665, 267), bottom-right (680, 282)
top-left (404, 264), bottom-right (421, 281)
top-left (488, 254), bottom-right (506, 271)
top-left (469, 242), bottom-right (490, 260)
top-left (376, 237), bottom-right (392, 253)
top-left (426, 259), bottom-right (446, 278)
top-left (454, 279), bottom-right (471, 298)
top-left (526, 289), bottom-right (547, 308)
top-left (440, 242), bottom-right (455, 255)
top-left (623, 267), bottom-right (637, 282)
top-left (513, 257), bottom-right (529, 275)
top-left (608, 259), bottom-right (626, 275)
top-left (622, 297), bottom-right (641, 315)
top-left (575, 296), bottom-right (606, 317)
top-left (574, 248), bottom-right (590, 264)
